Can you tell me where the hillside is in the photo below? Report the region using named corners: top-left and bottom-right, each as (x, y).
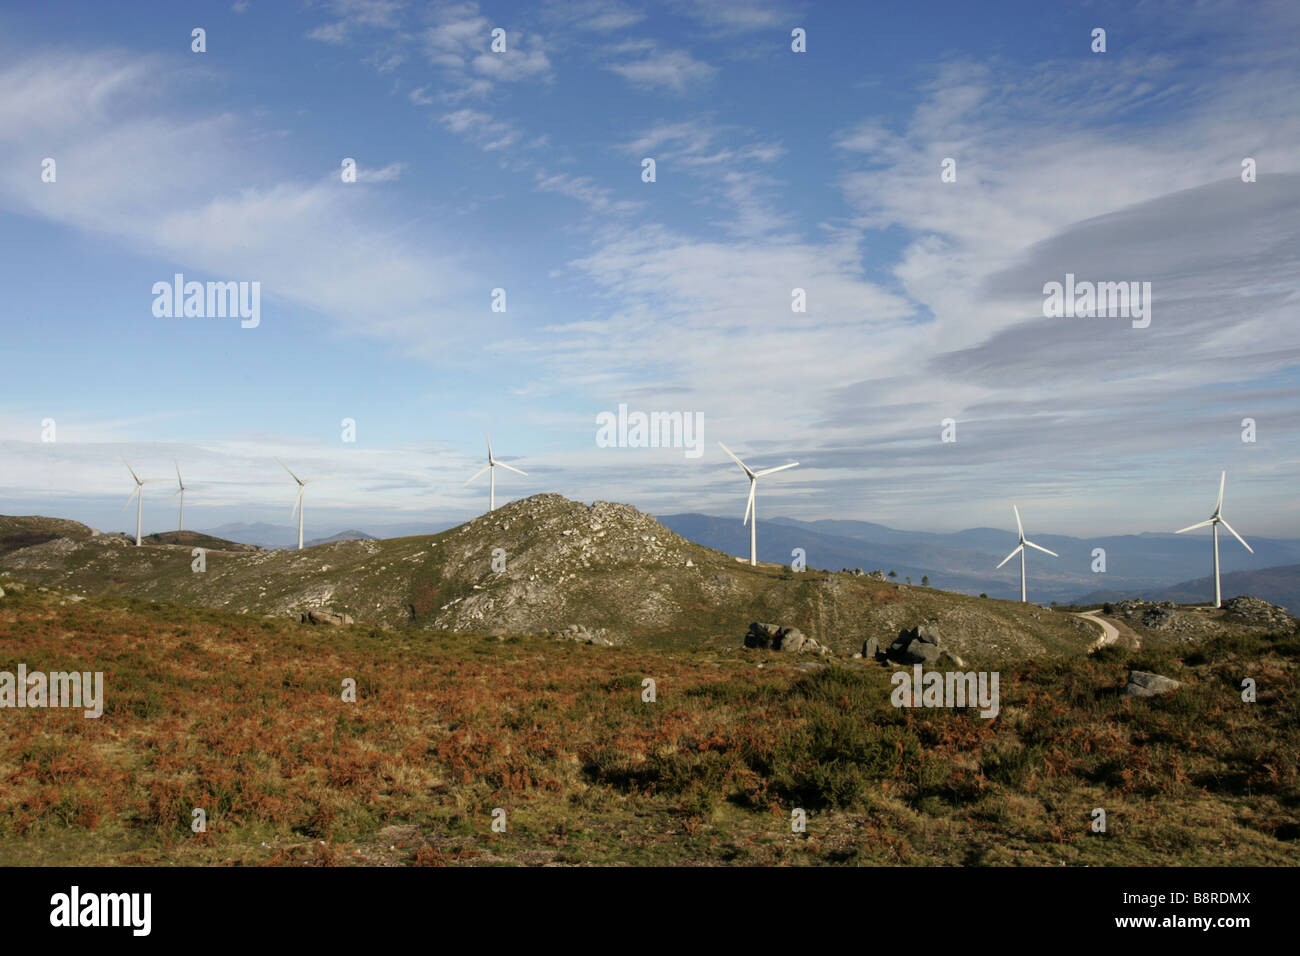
top-left (0, 515), bottom-right (98, 556)
top-left (0, 584), bottom-right (1296, 867)
top-left (141, 530), bottom-right (263, 552)
top-left (0, 497), bottom-right (1096, 665)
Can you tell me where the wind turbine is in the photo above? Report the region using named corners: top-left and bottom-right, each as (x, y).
top-left (121, 457), bottom-right (167, 547)
top-left (718, 441), bottom-right (799, 566)
top-left (996, 505), bottom-right (1058, 602)
top-left (276, 458), bottom-right (336, 550)
top-left (464, 430), bottom-right (527, 512)
top-left (168, 461), bottom-right (191, 532)
top-left (1175, 471), bottom-right (1252, 608)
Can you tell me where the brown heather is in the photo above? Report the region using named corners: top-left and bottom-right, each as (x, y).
top-left (0, 584), bottom-right (1297, 866)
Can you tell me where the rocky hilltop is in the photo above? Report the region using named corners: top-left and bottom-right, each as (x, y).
top-left (0, 496), bottom-right (1160, 663)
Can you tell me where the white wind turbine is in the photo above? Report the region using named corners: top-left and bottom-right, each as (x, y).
top-left (996, 505), bottom-right (1058, 602)
top-left (168, 461), bottom-right (192, 532)
top-left (718, 441), bottom-right (799, 567)
top-left (121, 457), bottom-right (167, 547)
top-left (1175, 471), bottom-right (1252, 609)
top-left (464, 430), bottom-right (527, 512)
top-left (276, 458), bottom-right (336, 550)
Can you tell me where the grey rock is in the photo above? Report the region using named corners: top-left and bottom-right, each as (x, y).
top-left (916, 625), bottom-right (942, 646)
top-left (745, 622), bottom-right (830, 655)
top-left (778, 628), bottom-right (808, 652)
top-left (305, 609), bottom-right (355, 626)
top-left (1122, 670), bottom-right (1182, 698)
top-left (903, 639), bottom-right (941, 664)
top-left (863, 637), bottom-right (880, 659)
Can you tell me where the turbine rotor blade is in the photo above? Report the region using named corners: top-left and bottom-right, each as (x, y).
top-left (743, 481), bottom-right (756, 525)
top-left (1218, 517), bottom-right (1253, 554)
top-left (175, 461), bottom-right (183, 486)
top-left (168, 488), bottom-right (183, 500)
top-left (1215, 471), bottom-right (1225, 514)
top-left (485, 430), bottom-right (493, 461)
top-left (123, 486), bottom-right (141, 509)
top-left (464, 465), bottom-right (490, 486)
top-left (996, 545), bottom-right (1023, 569)
top-left (291, 487), bottom-right (305, 518)
top-left (121, 457), bottom-right (141, 484)
top-left (303, 474), bottom-right (337, 483)
top-left (1025, 540), bottom-right (1058, 557)
top-left (1175, 519), bottom-right (1214, 534)
top-left (755, 461), bottom-right (799, 477)
top-left (276, 457), bottom-right (303, 485)
top-left (717, 442), bottom-right (754, 478)
top-left (1013, 504), bottom-right (1024, 538)
top-left (496, 463), bottom-right (527, 476)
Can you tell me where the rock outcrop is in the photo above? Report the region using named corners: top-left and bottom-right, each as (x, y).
top-left (1221, 596), bottom-right (1295, 632)
top-left (745, 622), bottom-right (831, 655)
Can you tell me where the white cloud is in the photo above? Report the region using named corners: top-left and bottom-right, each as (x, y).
top-left (0, 50), bottom-right (484, 366)
top-left (605, 48), bottom-right (715, 94)
top-left (544, 0), bottom-right (645, 33)
top-left (439, 108), bottom-right (520, 150)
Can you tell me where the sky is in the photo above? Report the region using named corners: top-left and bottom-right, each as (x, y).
top-left (0, 0), bottom-right (1297, 540)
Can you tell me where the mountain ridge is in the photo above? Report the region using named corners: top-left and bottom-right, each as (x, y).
top-left (0, 497), bottom-right (1100, 665)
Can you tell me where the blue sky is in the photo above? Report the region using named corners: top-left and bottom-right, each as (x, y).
top-left (1, 0), bottom-right (1297, 540)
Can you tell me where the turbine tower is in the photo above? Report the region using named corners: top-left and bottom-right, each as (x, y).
top-left (718, 441), bottom-right (799, 567)
top-left (1175, 471), bottom-right (1253, 609)
top-left (464, 430), bottom-right (527, 512)
top-left (995, 505), bottom-right (1058, 602)
top-left (121, 457), bottom-right (166, 547)
top-left (168, 461), bottom-right (191, 532)
top-left (276, 458), bottom-right (335, 550)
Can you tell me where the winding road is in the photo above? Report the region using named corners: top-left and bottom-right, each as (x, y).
top-left (1074, 609), bottom-right (1125, 652)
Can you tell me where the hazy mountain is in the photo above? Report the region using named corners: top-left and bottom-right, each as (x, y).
top-left (303, 530), bottom-right (377, 548)
top-left (200, 521), bottom-right (302, 549)
top-left (201, 520), bottom-right (457, 549)
top-left (658, 513), bottom-right (1300, 604)
top-left (1073, 564), bottom-right (1300, 611)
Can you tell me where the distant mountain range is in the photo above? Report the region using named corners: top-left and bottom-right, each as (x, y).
top-left (655, 513), bottom-right (1300, 604)
top-left (1074, 564), bottom-right (1300, 612)
top-left (201, 521), bottom-right (453, 550)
